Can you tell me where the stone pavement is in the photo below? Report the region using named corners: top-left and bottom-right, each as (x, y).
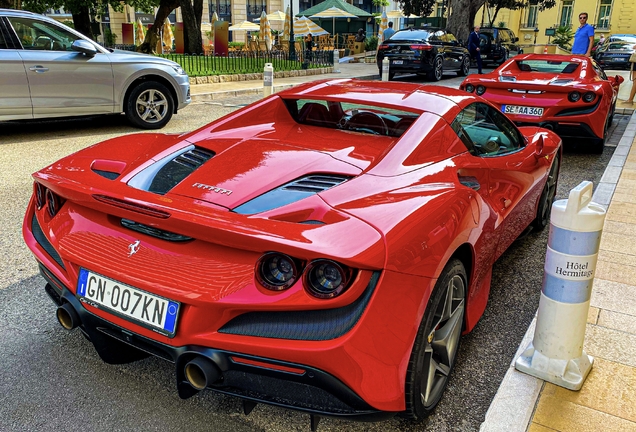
top-left (189, 62), bottom-right (636, 431)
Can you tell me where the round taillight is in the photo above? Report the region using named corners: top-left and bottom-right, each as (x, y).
top-left (476, 85), bottom-right (486, 95)
top-left (257, 253), bottom-right (298, 291)
top-left (568, 91), bottom-right (581, 102)
top-left (465, 84), bottom-right (475, 93)
top-left (582, 92), bottom-right (596, 103)
top-left (35, 183), bottom-right (46, 210)
top-left (305, 260), bottom-right (348, 299)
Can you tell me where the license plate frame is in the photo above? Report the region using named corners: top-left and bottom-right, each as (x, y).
top-left (77, 268), bottom-right (180, 337)
top-left (502, 104), bottom-right (544, 117)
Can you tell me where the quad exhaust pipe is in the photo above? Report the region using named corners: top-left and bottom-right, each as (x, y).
top-left (56, 302), bottom-right (81, 330)
top-left (184, 357), bottom-right (222, 390)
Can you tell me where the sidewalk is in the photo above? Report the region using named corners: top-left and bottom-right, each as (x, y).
top-left (189, 63), bottom-right (636, 431)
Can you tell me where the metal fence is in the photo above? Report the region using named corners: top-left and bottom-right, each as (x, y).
top-left (161, 50), bottom-right (335, 76)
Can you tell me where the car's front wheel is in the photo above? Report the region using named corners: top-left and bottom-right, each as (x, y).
top-left (402, 259), bottom-right (466, 421)
top-left (426, 56), bottom-right (444, 81)
top-left (125, 81), bottom-right (175, 129)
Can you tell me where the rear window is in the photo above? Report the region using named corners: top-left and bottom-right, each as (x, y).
top-left (607, 43), bottom-right (633, 50)
top-left (516, 60), bottom-right (579, 74)
top-left (390, 30), bottom-right (431, 41)
top-left (284, 98), bottom-right (419, 137)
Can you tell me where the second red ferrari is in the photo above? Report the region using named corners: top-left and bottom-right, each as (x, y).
top-left (460, 53), bottom-right (624, 153)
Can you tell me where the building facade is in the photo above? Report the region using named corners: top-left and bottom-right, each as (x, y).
top-left (476, 0), bottom-right (636, 48)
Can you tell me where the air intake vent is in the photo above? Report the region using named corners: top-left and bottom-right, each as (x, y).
top-left (283, 175), bottom-right (350, 193)
top-left (234, 174), bottom-right (351, 215)
top-left (148, 147), bottom-right (215, 195)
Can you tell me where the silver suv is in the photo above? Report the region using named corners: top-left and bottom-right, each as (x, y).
top-left (0, 9), bottom-right (190, 129)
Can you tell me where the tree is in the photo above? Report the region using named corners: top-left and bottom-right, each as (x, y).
top-left (137, 0), bottom-right (179, 54)
top-left (552, 25), bottom-right (574, 50)
top-left (0, 0), bottom-right (21, 8)
top-left (398, 0), bottom-right (436, 20)
top-left (484, 0), bottom-right (557, 28)
top-left (23, 0), bottom-right (158, 41)
top-left (179, 0), bottom-right (203, 54)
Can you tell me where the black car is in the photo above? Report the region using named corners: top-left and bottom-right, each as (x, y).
top-left (594, 39), bottom-right (636, 70)
top-left (478, 27), bottom-right (519, 65)
top-left (376, 27), bottom-right (470, 81)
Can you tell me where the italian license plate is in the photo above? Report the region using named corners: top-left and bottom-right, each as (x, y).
top-left (611, 58), bottom-right (626, 62)
top-left (480, 55), bottom-right (487, 59)
top-left (502, 105), bottom-right (544, 117)
top-left (392, 60), bottom-right (403, 65)
top-left (77, 268), bottom-right (180, 337)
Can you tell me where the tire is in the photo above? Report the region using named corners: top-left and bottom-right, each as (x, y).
top-left (532, 152), bottom-right (560, 231)
top-left (457, 55), bottom-right (470, 76)
top-left (125, 81), bottom-right (174, 129)
top-left (426, 56), bottom-right (443, 81)
top-left (591, 114), bottom-right (610, 154)
top-left (402, 259), bottom-right (466, 420)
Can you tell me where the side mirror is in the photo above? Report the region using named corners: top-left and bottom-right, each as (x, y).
top-left (615, 75), bottom-right (625, 85)
top-left (71, 39), bottom-right (97, 57)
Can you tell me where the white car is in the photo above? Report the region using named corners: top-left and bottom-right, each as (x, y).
top-left (0, 9), bottom-right (190, 129)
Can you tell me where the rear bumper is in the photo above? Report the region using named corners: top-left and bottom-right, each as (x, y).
top-left (40, 267), bottom-right (395, 420)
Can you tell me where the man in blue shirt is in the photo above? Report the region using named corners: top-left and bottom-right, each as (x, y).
top-left (467, 26), bottom-right (482, 74)
top-left (383, 22), bottom-right (395, 41)
top-left (572, 12), bottom-right (594, 56)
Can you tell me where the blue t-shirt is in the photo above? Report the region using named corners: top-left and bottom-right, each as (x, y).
top-left (572, 24), bottom-right (594, 54)
top-left (383, 28), bottom-right (395, 40)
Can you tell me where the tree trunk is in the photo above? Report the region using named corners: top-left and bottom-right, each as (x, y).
top-left (490, 6), bottom-right (502, 27)
top-left (137, 0), bottom-right (180, 54)
top-left (0, 0), bottom-right (21, 9)
top-left (179, 0), bottom-right (204, 54)
top-left (72, 5), bottom-right (94, 41)
top-left (447, 0), bottom-right (486, 43)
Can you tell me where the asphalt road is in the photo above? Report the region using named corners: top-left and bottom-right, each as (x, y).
top-left (0, 94), bottom-right (628, 432)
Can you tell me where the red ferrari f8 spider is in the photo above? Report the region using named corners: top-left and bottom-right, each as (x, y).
top-left (23, 79), bottom-right (562, 426)
top-left (460, 53), bottom-right (623, 153)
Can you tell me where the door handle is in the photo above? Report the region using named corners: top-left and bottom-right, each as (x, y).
top-left (29, 66), bottom-right (49, 73)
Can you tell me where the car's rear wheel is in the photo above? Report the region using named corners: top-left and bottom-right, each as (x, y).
top-left (591, 114), bottom-right (610, 154)
top-left (402, 259), bottom-right (466, 421)
top-left (125, 81), bottom-right (174, 129)
top-left (532, 152), bottom-right (560, 231)
top-left (426, 57), bottom-right (444, 81)
top-left (458, 55), bottom-right (470, 76)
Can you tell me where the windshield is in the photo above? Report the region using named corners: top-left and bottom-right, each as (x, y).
top-left (284, 98), bottom-right (419, 137)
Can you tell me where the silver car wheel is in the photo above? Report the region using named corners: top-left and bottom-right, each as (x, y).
top-left (135, 88), bottom-right (169, 124)
top-left (420, 273), bottom-right (465, 408)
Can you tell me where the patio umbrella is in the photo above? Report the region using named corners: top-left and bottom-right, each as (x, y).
top-left (259, 10), bottom-right (272, 51)
top-left (293, 16), bottom-right (329, 37)
top-left (135, 18), bottom-right (146, 44)
top-left (162, 18), bottom-right (174, 52)
top-left (281, 5), bottom-right (291, 40)
top-left (228, 20), bottom-right (260, 31)
top-left (310, 7), bottom-right (357, 35)
top-left (265, 10), bottom-right (287, 21)
top-left (378, 10), bottom-right (388, 43)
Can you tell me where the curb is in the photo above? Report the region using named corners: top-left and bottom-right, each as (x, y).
top-left (479, 110), bottom-right (636, 431)
top-left (190, 74), bottom-right (379, 102)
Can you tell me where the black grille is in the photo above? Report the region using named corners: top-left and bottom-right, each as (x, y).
top-left (120, 218), bottom-right (193, 242)
top-left (149, 147), bottom-right (215, 195)
top-left (282, 175), bottom-right (350, 193)
top-left (31, 215), bottom-right (65, 269)
top-left (219, 272), bottom-right (379, 340)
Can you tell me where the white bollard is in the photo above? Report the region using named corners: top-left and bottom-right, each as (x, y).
top-left (263, 63), bottom-right (273, 97)
top-left (333, 49), bottom-right (340, 73)
top-left (381, 57), bottom-right (390, 81)
top-left (515, 181), bottom-right (606, 390)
